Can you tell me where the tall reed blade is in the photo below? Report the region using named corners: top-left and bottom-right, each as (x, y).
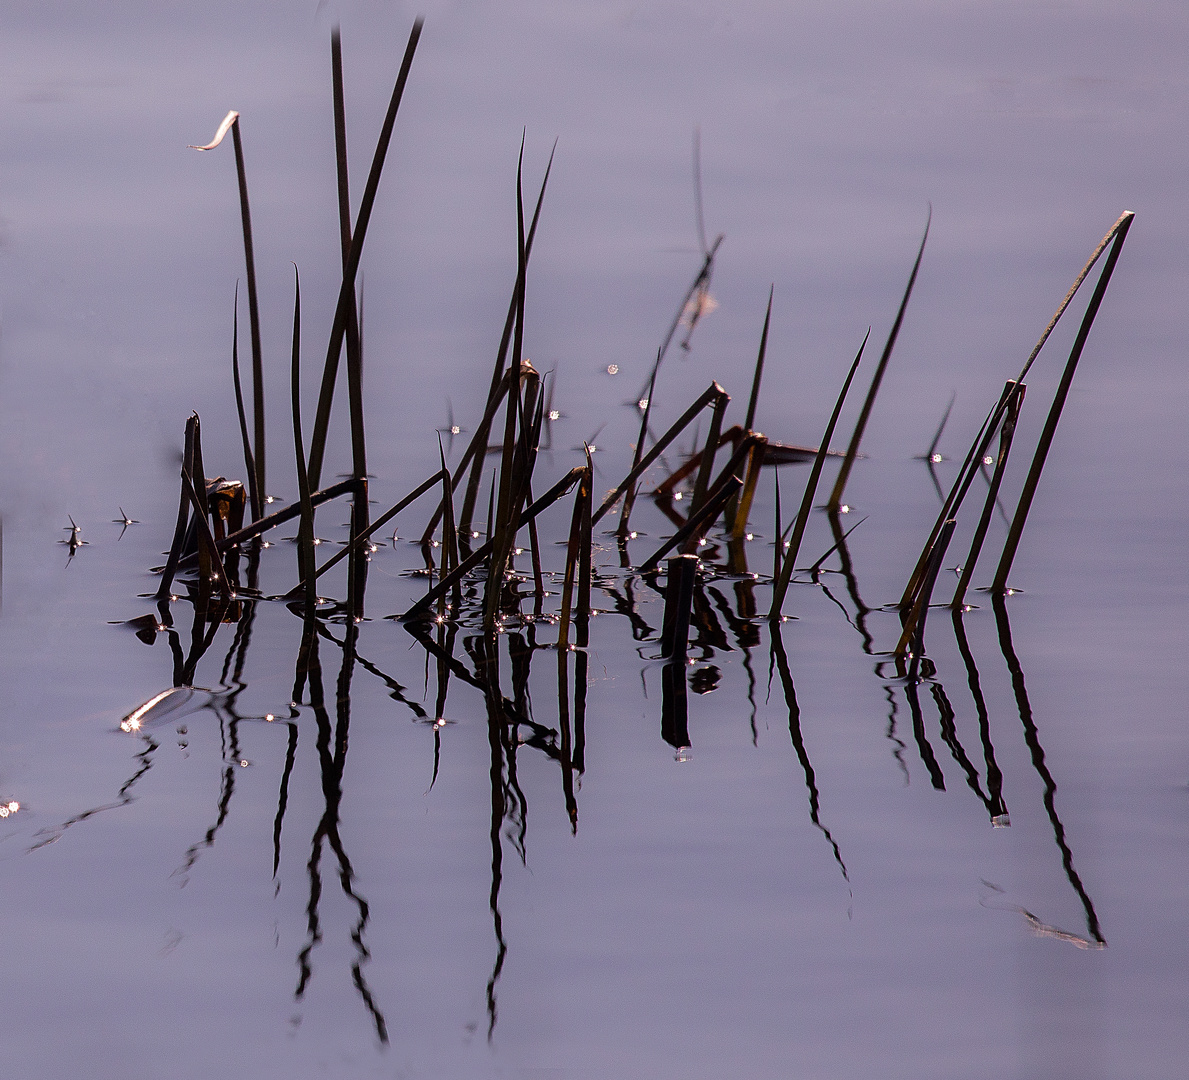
top-left (744, 285), bottom-right (774, 433)
top-left (331, 25), bottom-right (371, 567)
top-left (827, 211), bottom-right (930, 512)
top-left (991, 212), bottom-right (1134, 593)
top-left (769, 331), bottom-right (869, 621)
top-left (181, 468), bottom-right (233, 603)
top-left (950, 382), bottom-right (1026, 608)
top-left (230, 283), bottom-right (261, 521)
top-left (899, 380), bottom-right (1016, 610)
top-left (307, 18), bottom-right (423, 491)
top-left (289, 265), bottom-right (317, 615)
top-left (576, 446), bottom-right (594, 647)
top-left (459, 138), bottom-right (555, 539)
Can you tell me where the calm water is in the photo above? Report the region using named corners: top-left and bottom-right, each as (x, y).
top-left (0, 3), bottom-right (1186, 1077)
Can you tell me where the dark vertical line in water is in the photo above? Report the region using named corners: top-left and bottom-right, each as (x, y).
top-left (273, 721), bottom-right (299, 881)
top-left (828, 510), bottom-right (875, 655)
top-left (883, 686), bottom-right (910, 783)
top-left (951, 609), bottom-right (1008, 822)
top-left (573, 647), bottom-right (588, 774)
top-left (708, 585), bottom-right (759, 743)
top-left (769, 627), bottom-right (850, 886)
top-left (929, 680), bottom-right (995, 811)
top-left (993, 597), bottom-right (1105, 944)
top-left (157, 598), bottom-right (186, 688)
top-left (903, 677), bottom-right (946, 790)
top-left (175, 716), bottom-right (241, 881)
top-left (482, 636), bottom-right (508, 1042)
top-left (557, 646), bottom-right (578, 832)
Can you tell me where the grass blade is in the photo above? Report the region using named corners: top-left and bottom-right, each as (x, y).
top-left (744, 285), bottom-right (774, 433)
top-left (307, 18), bottom-right (423, 490)
top-left (950, 383), bottom-right (1025, 608)
top-left (991, 212), bottom-right (1134, 593)
top-left (827, 211), bottom-right (930, 511)
top-left (769, 330), bottom-right (869, 621)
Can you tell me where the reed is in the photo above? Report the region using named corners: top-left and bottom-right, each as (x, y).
top-left (991, 212), bottom-right (1134, 593)
top-left (950, 382), bottom-right (1025, 608)
top-left (306, 18), bottom-right (423, 492)
top-left (827, 212), bottom-right (930, 512)
top-left (768, 330), bottom-right (869, 620)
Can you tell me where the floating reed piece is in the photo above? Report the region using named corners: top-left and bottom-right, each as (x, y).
top-left (827, 211), bottom-right (930, 513)
top-left (189, 111), bottom-right (266, 519)
top-left (307, 18), bottom-right (423, 492)
top-left (991, 212), bottom-right (1134, 593)
top-left (768, 330), bottom-right (869, 620)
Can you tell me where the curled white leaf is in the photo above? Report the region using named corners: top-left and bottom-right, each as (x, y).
top-left (189, 110), bottom-right (239, 151)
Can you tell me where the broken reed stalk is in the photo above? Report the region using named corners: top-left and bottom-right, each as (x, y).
top-left (991, 212), bottom-right (1134, 593)
top-left (525, 477), bottom-right (546, 616)
top-left (230, 284), bottom-right (262, 522)
top-left (576, 454), bottom-right (593, 647)
top-left (827, 211), bottom-right (930, 512)
top-left (403, 467), bottom-right (585, 620)
top-left (306, 18), bottom-right (423, 492)
top-left (458, 141), bottom-right (556, 541)
top-left (768, 330), bottom-right (869, 621)
top-left (744, 286), bottom-right (774, 433)
top-left (772, 468), bottom-right (782, 583)
top-left (895, 517), bottom-right (955, 660)
top-left (331, 25), bottom-right (371, 579)
top-left (950, 383), bottom-right (1026, 608)
top-left (593, 382), bottom-right (723, 527)
top-left (289, 265), bottom-right (317, 614)
top-left (180, 468), bottom-right (233, 602)
top-left (660, 553), bottom-right (698, 660)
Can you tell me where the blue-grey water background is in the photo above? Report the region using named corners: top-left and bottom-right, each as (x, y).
top-left (0, 2), bottom-right (1186, 1077)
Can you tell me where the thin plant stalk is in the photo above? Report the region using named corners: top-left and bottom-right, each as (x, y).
top-left (331, 25), bottom-right (371, 593)
top-left (230, 283), bottom-right (261, 522)
top-left (769, 330), bottom-right (869, 620)
top-left (157, 416), bottom-right (199, 599)
top-left (307, 18), bottom-right (423, 491)
top-left (827, 212), bottom-right (930, 512)
top-left (617, 357), bottom-right (659, 537)
top-left (289, 266), bottom-right (317, 615)
top-left (951, 383), bottom-right (1026, 608)
top-left (744, 285), bottom-right (774, 433)
top-left (459, 141), bottom-right (556, 540)
top-left (404, 468), bottom-right (585, 620)
top-left (593, 383), bottom-right (722, 526)
top-left (895, 517), bottom-right (955, 660)
top-left (689, 388), bottom-right (729, 514)
top-left (991, 213), bottom-right (1134, 593)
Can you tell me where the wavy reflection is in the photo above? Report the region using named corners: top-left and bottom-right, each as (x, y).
top-left (992, 597), bottom-right (1105, 946)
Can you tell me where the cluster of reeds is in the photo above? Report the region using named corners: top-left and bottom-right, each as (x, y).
top-left (156, 14), bottom-right (1135, 758)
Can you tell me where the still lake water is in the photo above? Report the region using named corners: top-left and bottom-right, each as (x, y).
top-left (0, 2), bottom-right (1186, 1077)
